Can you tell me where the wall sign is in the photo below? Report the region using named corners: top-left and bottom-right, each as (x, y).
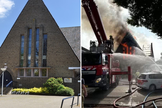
top-left (64, 78), bottom-right (72, 83)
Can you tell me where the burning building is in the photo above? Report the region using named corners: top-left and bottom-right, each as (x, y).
top-left (115, 32), bottom-right (145, 55)
top-left (82, 0), bottom-right (145, 56)
top-left (81, 0), bottom-right (158, 79)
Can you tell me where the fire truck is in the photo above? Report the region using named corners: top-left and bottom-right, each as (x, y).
top-left (82, 0), bottom-right (132, 90)
top-left (82, 51), bottom-right (121, 90)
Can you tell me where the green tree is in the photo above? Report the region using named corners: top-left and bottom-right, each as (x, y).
top-left (113, 0), bottom-right (162, 37)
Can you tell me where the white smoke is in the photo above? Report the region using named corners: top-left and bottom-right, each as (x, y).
top-left (81, 0), bottom-right (162, 60)
top-left (128, 25), bottom-right (162, 61)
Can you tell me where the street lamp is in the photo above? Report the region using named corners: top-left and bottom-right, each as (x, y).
top-left (1, 66), bottom-right (7, 96)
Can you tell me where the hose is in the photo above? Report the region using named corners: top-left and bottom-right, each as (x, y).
top-left (113, 87), bottom-right (139, 108)
top-left (152, 101), bottom-right (157, 108)
top-left (142, 91), bottom-right (154, 108)
top-left (114, 88), bottom-right (162, 108)
top-left (133, 97), bottom-right (162, 108)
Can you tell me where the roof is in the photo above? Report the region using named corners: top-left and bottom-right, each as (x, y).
top-left (141, 72), bottom-right (162, 75)
top-left (60, 26), bottom-right (80, 60)
top-left (82, 47), bottom-right (90, 53)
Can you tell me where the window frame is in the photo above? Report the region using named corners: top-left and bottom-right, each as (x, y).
top-left (18, 68), bottom-right (49, 77)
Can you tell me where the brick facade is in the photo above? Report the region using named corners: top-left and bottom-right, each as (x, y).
top-left (0, 0), bottom-right (80, 95)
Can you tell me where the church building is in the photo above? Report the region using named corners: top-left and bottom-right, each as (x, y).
top-left (0, 0), bottom-right (80, 94)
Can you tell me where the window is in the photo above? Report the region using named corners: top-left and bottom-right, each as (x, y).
top-left (42, 34), bottom-right (47, 67)
top-left (82, 53), bottom-right (102, 66)
top-left (27, 60), bottom-right (31, 67)
top-left (20, 36), bottom-right (24, 67)
top-left (20, 60), bottom-right (23, 67)
top-left (18, 68), bottom-right (48, 77)
top-left (102, 54), bottom-right (108, 65)
top-left (149, 74), bottom-right (162, 79)
top-left (19, 69), bottom-right (24, 76)
top-left (34, 69), bottom-right (39, 76)
top-left (27, 29), bottom-right (32, 67)
top-left (26, 69), bottom-right (31, 76)
top-left (35, 28), bottom-right (39, 67)
top-left (41, 69), bottom-right (47, 76)
top-left (138, 74), bottom-right (146, 79)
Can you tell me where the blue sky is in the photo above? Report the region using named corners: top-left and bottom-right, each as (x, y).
top-left (0, 0), bottom-right (80, 46)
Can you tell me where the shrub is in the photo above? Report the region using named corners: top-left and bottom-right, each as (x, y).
top-left (41, 87), bottom-right (49, 94)
top-left (43, 77), bottom-right (65, 94)
top-left (29, 87), bottom-right (42, 94)
top-left (56, 87), bottom-right (74, 96)
top-left (12, 87), bottom-right (49, 94)
top-left (43, 77), bottom-right (59, 87)
top-left (57, 84), bottom-right (65, 91)
top-left (43, 77), bottom-right (75, 95)
top-left (57, 77), bottom-right (63, 84)
top-left (47, 84), bottom-right (60, 94)
top-left (12, 77), bottom-right (75, 96)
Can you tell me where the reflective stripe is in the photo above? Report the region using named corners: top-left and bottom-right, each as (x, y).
top-left (82, 71), bottom-right (96, 75)
top-left (82, 67), bottom-right (96, 71)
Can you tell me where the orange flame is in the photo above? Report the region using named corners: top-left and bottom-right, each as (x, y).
top-left (121, 43), bottom-right (135, 59)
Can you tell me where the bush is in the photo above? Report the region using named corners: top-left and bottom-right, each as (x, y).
top-left (41, 87), bottom-right (49, 94)
top-left (29, 87), bottom-right (42, 94)
top-left (57, 84), bottom-right (65, 91)
top-left (43, 77), bottom-right (59, 87)
top-left (43, 77), bottom-right (74, 95)
top-left (12, 87), bottom-right (49, 94)
top-left (12, 77), bottom-right (75, 96)
top-left (56, 87), bottom-right (74, 96)
top-left (43, 77), bottom-right (65, 94)
top-left (57, 77), bottom-right (63, 84)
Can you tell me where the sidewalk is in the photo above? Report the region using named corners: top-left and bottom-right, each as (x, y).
top-left (0, 94), bottom-right (81, 108)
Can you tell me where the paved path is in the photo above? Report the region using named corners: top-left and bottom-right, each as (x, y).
top-left (0, 94), bottom-right (80, 108)
top-left (84, 79), bottom-right (162, 107)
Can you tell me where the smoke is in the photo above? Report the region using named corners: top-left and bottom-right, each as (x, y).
top-left (82, 0), bottom-right (129, 50)
top-left (128, 25), bottom-right (162, 61)
top-left (81, 0), bottom-right (162, 60)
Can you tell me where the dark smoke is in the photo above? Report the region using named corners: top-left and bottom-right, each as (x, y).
top-left (82, 0), bottom-right (129, 50)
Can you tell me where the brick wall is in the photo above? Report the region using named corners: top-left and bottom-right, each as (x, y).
top-left (0, 0), bottom-right (80, 94)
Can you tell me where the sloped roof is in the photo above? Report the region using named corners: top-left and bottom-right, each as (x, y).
top-left (0, 0), bottom-right (79, 73)
top-left (60, 26), bottom-right (80, 60)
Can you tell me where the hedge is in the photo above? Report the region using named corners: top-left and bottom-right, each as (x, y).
top-left (12, 77), bottom-right (74, 96)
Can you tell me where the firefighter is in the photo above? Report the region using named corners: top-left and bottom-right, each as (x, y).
top-left (136, 70), bottom-right (140, 77)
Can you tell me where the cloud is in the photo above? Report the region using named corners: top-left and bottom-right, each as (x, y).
top-left (0, 0), bottom-right (15, 18)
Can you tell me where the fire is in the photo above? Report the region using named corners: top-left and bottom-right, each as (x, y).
top-left (121, 42), bottom-right (135, 58)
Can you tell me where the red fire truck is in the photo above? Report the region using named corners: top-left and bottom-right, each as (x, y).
top-left (82, 52), bottom-right (121, 90)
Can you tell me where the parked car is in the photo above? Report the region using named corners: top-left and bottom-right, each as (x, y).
top-left (136, 72), bottom-right (162, 91)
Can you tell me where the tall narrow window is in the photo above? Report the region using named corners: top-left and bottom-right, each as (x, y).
top-left (20, 36), bottom-right (24, 67)
top-left (19, 69), bottom-right (24, 76)
top-left (34, 69), bottom-right (39, 76)
top-left (35, 28), bottom-right (39, 67)
top-left (42, 34), bottom-right (47, 67)
top-left (42, 69), bottom-right (47, 76)
top-left (26, 69), bottom-right (31, 76)
top-left (27, 29), bottom-right (32, 67)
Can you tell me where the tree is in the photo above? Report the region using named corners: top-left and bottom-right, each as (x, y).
top-left (113, 0), bottom-right (162, 38)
